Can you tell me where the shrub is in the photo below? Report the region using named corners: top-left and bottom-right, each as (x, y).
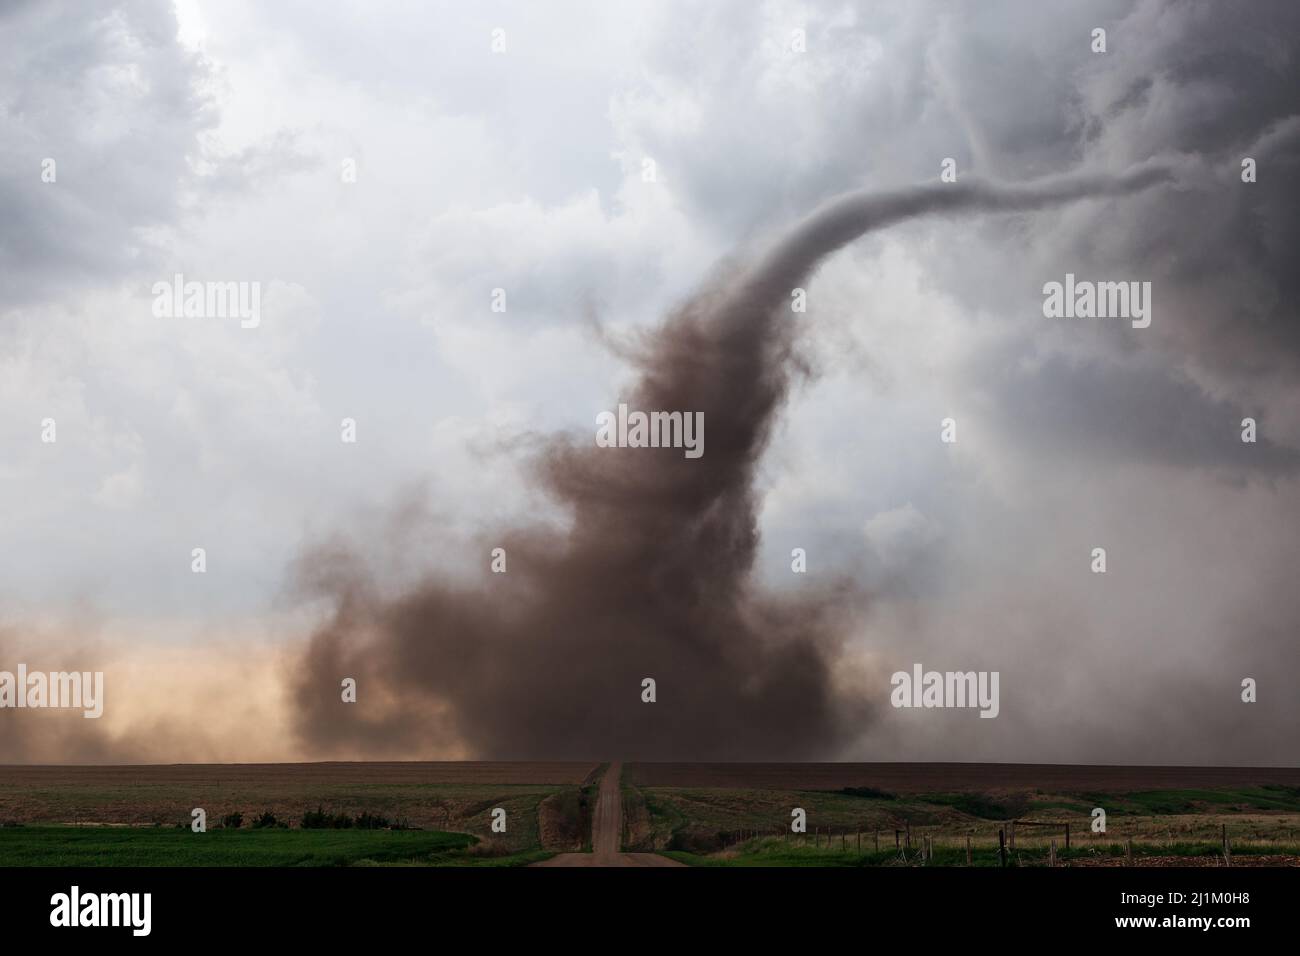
top-left (300, 806), bottom-right (331, 829)
top-left (251, 812), bottom-right (286, 829)
top-left (220, 811), bottom-right (244, 829)
top-left (300, 806), bottom-right (366, 829)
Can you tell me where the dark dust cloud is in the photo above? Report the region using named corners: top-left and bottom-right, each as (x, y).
top-left (290, 166), bottom-right (1172, 760)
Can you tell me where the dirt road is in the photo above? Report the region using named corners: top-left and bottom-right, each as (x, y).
top-left (532, 762), bottom-right (684, 867)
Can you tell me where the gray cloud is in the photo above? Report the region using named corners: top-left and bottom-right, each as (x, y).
top-left (0, 0), bottom-right (212, 307)
top-left (975, 347), bottom-right (1300, 475)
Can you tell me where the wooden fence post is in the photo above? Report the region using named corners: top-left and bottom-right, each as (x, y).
top-left (998, 828), bottom-right (1006, 867)
top-left (1065, 823), bottom-right (1070, 850)
top-left (966, 835), bottom-right (972, 866)
top-left (1049, 839), bottom-right (1057, 868)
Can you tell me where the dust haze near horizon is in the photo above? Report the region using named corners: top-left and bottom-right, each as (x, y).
top-left (1, 0), bottom-right (1298, 766)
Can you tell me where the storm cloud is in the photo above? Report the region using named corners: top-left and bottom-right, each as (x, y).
top-left (0, 0), bottom-right (1296, 765)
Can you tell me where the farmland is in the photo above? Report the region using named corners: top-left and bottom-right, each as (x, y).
top-left (3, 761), bottom-right (1299, 867)
top-left (0, 826), bottom-right (552, 867)
top-left (622, 763), bottom-right (1300, 866)
top-left (0, 761), bottom-right (600, 865)
top-left (623, 762), bottom-right (1300, 792)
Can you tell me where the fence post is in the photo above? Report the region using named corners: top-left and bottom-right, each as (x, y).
top-left (998, 829), bottom-right (1006, 867)
top-left (905, 821), bottom-right (911, 851)
top-left (966, 835), bottom-right (972, 866)
top-left (895, 829), bottom-right (900, 850)
top-left (1065, 822), bottom-right (1070, 851)
top-left (1050, 839), bottom-right (1057, 868)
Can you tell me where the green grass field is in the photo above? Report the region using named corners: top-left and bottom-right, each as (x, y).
top-left (0, 826), bottom-right (554, 867)
top-left (0, 764), bottom-right (603, 864)
top-left (0, 783), bottom-right (570, 851)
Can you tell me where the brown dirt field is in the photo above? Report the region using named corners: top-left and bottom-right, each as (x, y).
top-left (0, 761), bottom-right (599, 843)
top-left (0, 761), bottom-right (598, 789)
top-left (624, 763), bottom-right (1300, 792)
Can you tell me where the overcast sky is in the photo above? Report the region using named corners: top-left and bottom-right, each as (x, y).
top-left (1, 0), bottom-right (1297, 764)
